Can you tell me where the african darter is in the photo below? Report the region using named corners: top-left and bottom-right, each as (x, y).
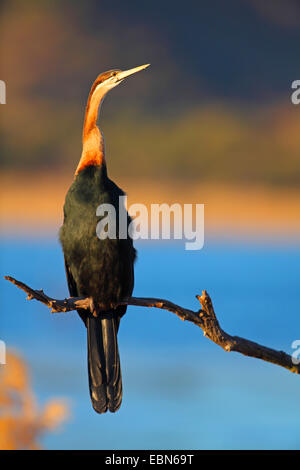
top-left (59, 64), bottom-right (150, 413)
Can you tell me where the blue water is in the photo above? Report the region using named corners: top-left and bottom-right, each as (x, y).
top-left (1, 237), bottom-right (300, 449)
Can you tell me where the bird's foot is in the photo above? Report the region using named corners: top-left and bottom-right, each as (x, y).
top-left (89, 299), bottom-right (117, 316)
top-left (89, 298), bottom-right (99, 317)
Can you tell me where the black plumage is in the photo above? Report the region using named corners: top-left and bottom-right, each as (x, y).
top-left (60, 165), bottom-right (136, 413)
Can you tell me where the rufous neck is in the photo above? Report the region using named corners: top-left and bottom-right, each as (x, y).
top-left (75, 86), bottom-right (107, 176)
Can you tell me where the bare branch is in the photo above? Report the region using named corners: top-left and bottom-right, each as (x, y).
top-left (4, 275), bottom-right (299, 375)
top-left (4, 276), bottom-right (91, 313)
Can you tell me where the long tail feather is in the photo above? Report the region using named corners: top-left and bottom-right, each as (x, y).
top-left (87, 314), bottom-right (122, 414)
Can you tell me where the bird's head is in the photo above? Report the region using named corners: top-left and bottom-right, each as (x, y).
top-left (78, 63), bottom-right (150, 173)
top-left (90, 64), bottom-right (150, 96)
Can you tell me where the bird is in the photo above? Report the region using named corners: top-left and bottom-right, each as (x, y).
top-left (59, 64), bottom-right (150, 413)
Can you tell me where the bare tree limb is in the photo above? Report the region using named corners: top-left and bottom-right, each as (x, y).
top-left (4, 275), bottom-right (300, 375)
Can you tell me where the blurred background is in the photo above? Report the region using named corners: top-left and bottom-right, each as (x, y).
top-left (1, 0), bottom-right (300, 449)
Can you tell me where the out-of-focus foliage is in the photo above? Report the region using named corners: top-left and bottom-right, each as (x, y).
top-left (1, 0), bottom-right (300, 185)
top-left (105, 105), bottom-right (300, 185)
top-left (0, 351), bottom-right (69, 450)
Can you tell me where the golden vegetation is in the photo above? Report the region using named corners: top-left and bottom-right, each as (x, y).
top-left (1, 172), bottom-right (300, 239)
top-left (0, 351), bottom-right (69, 450)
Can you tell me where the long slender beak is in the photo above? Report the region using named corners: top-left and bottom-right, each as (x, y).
top-left (117, 64), bottom-right (150, 81)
